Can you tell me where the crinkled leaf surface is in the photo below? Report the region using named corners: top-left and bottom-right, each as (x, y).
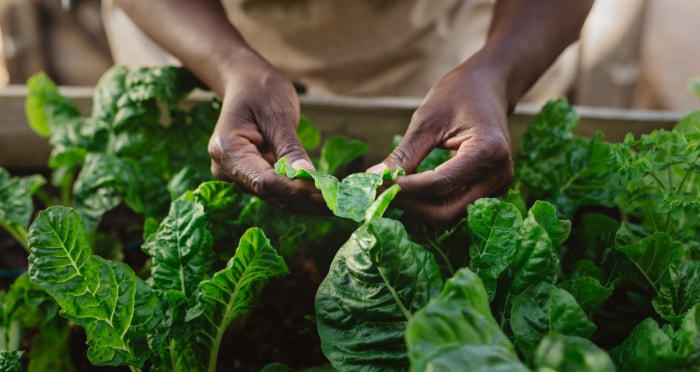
top-left (616, 232), bottom-right (685, 295)
top-left (142, 197), bottom-right (214, 296)
top-left (467, 198), bottom-right (523, 299)
top-left (0, 351), bottom-right (23, 372)
top-left (0, 168), bottom-right (45, 229)
top-left (315, 218), bottom-right (443, 371)
top-left (27, 206), bottom-right (162, 367)
top-left (558, 277), bottom-right (613, 314)
top-left (73, 153), bottom-right (169, 232)
top-left (655, 260), bottom-right (700, 323)
top-left (276, 157), bottom-right (404, 222)
top-left (508, 201), bottom-right (568, 297)
top-left (406, 268), bottom-right (527, 372)
top-left (510, 282), bottom-right (597, 360)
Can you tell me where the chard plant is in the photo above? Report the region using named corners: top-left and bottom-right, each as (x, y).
top-left (2, 65), bottom-right (698, 371)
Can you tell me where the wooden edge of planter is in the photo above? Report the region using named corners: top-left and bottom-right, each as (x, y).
top-left (0, 85), bottom-right (691, 169)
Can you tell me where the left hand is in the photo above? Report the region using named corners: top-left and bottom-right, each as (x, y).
top-left (368, 60), bottom-right (514, 226)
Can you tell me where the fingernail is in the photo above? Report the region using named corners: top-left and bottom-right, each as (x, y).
top-left (366, 163), bottom-right (388, 174)
top-left (291, 159), bottom-right (314, 171)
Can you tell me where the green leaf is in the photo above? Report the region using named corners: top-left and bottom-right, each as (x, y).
top-left (0, 168), bottom-right (45, 231)
top-left (558, 277), bottom-right (613, 314)
top-left (654, 261), bottom-right (700, 323)
top-left (315, 218), bottom-right (443, 371)
top-left (189, 227), bottom-right (288, 370)
top-left (365, 184), bottom-right (402, 222)
top-left (406, 268), bottom-right (527, 372)
top-left (276, 157), bottom-right (404, 222)
top-left (91, 65), bottom-right (128, 123)
top-left (510, 282), bottom-right (597, 360)
top-left (616, 232), bottom-right (686, 294)
top-left (467, 198), bottom-right (523, 299)
top-left (317, 136), bottom-right (369, 175)
top-left (674, 110), bottom-right (700, 135)
top-left (27, 206), bottom-right (162, 367)
top-left (0, 351), bottom-right (23, 372)
top-left (508, 201), bottom-right (567, 297)
top-left (297, 114), bottom-right (322, 151)
top-left (73, 154), bottom-right (169, 232)
top-left (534, 335), bottom-right (615, 372)
top-left (687, 77), bottom-right (700, 100)
top-left (142, 197), bottom-right (215, 296)
top-left (25, 72), bottom-right (81, 137)
top-left (610, 305), bottom-right (700, 372)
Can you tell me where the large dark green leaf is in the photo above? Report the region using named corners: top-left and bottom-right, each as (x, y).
top-left (27, 206), bottom-right (162, 367)
top-left (510, 282), bottom-right (597, 360)
top-left (467, 198), bottom-right (523, 299)
top-left (315, 218), bottom-right (443, 371)
top-left (406, 268), bottom-right (527, 372)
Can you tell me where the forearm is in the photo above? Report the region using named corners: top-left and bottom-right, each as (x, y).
top-left (468, 0), bottom-right (594, 111)
top-left (114, 0), bottom-right (262, 95)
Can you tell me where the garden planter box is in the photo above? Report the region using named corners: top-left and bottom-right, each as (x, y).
top-left (2, 75), bottom-right (699, 372)
top-left (0, 85), bottom-right (687, 170)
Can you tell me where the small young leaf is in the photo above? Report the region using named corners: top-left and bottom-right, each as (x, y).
top-left (276, 157), bottom-right (404, 222)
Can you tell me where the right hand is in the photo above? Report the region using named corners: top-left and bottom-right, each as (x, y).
top-left (208, 52), bottom-right (326, 214)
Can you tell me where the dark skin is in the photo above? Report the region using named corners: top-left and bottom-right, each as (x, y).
top-left (115, 0), bottom-right (594, 225)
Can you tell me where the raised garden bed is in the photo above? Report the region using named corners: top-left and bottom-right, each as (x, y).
top-left (1, 66), bottom-right (699, 372)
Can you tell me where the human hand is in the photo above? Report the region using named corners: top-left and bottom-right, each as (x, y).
top-left (208, 53), bottom-right (326, 214)
top-left (368, 62), bottom-right (514, 226)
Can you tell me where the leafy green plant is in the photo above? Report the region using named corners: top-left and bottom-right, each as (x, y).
top-left (27, 182), bottom-right (289, 371)
top-left (5, 66), bottom-right (700, 371)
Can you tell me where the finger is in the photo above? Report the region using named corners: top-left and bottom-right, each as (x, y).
top-left (372, 124), bottom-right (440, 175)
top-left (258, 106), bottom-right (316, 172)
top-left (394, 169), bottom-right (512, 226)
top-left (395, 138), bottom-right (512, 197)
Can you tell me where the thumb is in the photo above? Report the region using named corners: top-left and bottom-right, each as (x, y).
top-left (268, 124), bottom-right (316, 172)
top-left (368, 131), bottom-right (435, 174)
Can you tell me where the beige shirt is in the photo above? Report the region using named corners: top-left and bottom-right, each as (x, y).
top-left (103, 0), bottom-right (574, 100)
